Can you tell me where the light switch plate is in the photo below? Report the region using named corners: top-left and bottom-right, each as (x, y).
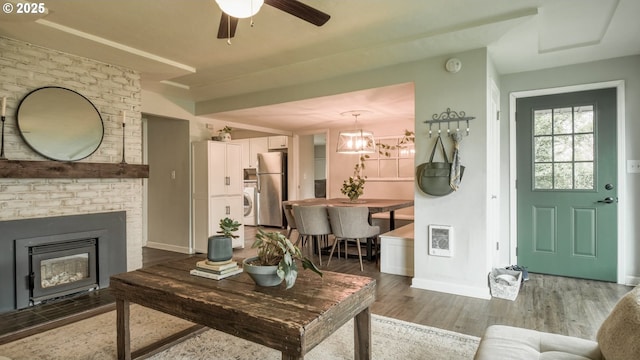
top-left (627, 160), bottom-right (640, 173)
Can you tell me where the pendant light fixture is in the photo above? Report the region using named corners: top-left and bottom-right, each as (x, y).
top-left (216, 0), bottom-right (264, 18)
top-left (336, 111), bottom-right (376, 154)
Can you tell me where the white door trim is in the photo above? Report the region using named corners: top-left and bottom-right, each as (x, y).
top-left (488, 78), bottom-right (501, 268)
top-left (509, 80), bottom-right (626, 284)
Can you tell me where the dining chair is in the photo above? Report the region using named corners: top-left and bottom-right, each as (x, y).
top-left (282, 204), bottom-right (301, 244)
top-left (293, 205), bottom-right (332, 266)
top-left (327, 206), bottom-right (380, 271)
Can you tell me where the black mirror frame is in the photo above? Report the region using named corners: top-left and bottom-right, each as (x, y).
top-left (16, 86), bottom-right (104, 162)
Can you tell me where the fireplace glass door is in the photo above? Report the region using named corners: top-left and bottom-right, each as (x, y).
top-left (30, 238), bottom-right (98, 303)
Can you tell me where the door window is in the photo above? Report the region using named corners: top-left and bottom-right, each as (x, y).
top-left (532, 105), bottom-right (594, 190)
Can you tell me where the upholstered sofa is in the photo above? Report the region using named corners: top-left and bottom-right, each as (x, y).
top-left (474, 286), bottom-right (640, 360)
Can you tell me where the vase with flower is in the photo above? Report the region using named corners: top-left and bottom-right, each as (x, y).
top-left (341, 163), bottom-right (366, 202)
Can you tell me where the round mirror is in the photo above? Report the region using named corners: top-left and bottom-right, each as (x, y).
top-left (17, 87), bottom-right (104, 161)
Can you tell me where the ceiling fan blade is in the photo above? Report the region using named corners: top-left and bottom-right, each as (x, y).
top-left (265, 0), bottom-right (330, 26)
top-left (217, 13), bottom-right (239, 39)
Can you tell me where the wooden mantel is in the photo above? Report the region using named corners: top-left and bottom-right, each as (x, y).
top-left (0, 160), bottom-right (149, 178)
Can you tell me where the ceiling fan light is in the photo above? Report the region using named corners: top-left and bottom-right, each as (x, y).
top-left (216, 0), bottom-right (264, 19)
top-left (336, 130), bottom-right (376, 154)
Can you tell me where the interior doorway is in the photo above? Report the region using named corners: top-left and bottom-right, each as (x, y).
top-left (295, 132), bottom-right (328, 200)
top-left (142, 115), bottom-right (191, 253)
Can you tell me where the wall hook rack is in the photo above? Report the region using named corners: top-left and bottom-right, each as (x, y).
top-left (424, 108), bottom-right (475, 137)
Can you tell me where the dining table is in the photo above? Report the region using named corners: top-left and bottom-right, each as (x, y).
top-left (283, 198), bottom-right (414, 261)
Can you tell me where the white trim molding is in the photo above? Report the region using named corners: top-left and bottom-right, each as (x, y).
top-left (146, 241), bottom-right (193, 254)
top-left (626, 276), bottom-right (640, 287)
top-left (412, 278), bottom-right (492, 300)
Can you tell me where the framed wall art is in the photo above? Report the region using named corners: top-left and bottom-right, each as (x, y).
top-left (428, 224), bottom-right (453, 257)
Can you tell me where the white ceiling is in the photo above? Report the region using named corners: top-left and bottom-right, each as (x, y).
top-left (0, 0), bottom-right (638, 132)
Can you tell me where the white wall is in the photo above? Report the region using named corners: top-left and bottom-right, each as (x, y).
top-left (0, 37), bottom-right (144, 270)
top-left (411, 49), bottom-right (491, 299)
top-left (500, 55), bottom-right (640, 285)
top-left (142, 89), bottom-right (217, 142)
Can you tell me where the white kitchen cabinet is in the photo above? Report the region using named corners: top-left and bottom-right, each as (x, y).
top-left (232, 137), bottom-right (269, 169)
top-left (249, 137), bottom-right (269, 167)
top-left (192, 196), bottom-right (244, 252)
top-left (268, 135), bottom-right (288, 149)
top-left (232, 139), bottom-right (251, 169)
top-left (192, 141), bottom-right (244, 252)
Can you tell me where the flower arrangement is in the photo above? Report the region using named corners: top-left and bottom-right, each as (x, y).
top-left (341, 163), bottom-right (366, 201)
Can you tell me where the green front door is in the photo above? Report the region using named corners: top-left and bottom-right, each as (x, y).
top-left (516, 88), bottom-right (617, 281)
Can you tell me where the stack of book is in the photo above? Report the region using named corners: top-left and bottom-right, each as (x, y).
top-left (190, 259), bottom-right (243, 280)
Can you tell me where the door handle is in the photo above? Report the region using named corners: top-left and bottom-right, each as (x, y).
top-left (597, 197), bottom-right (616, 204)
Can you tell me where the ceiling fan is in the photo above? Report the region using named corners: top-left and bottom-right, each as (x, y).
top-left (216, 0), bottom-right (330, 40)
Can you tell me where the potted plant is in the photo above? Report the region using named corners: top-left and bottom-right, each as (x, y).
top-left (207, 217), bottom-right (240, 263)
top-left (341, 162), bottom-right (366, 202)
top-left (243, 229), bottom-right (322, 289)
top-left (218, 125), bottom-right (232, 142)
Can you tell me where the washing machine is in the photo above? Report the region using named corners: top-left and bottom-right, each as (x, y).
top-left (243, 181), bottom-right (257, 226)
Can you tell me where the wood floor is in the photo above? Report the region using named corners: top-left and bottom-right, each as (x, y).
top-left (0, 225), bottom-right (632, 346)
top-left (209, 226), bottom-right (632, 339)
top-left (245, 227), bottom-right (631, 340)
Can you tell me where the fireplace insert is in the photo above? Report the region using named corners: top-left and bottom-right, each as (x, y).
top-left (13, 228), bottom-right (110, 309)
top-left (29, 238), bottom-right (98, 304)
top-left (1, 211), bottom-right (127, 313)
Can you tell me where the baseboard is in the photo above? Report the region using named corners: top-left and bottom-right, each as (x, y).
top-left (625, 275), bottom-right (640, 287)
top-left (145, 241), bottom-right (193, 254)
top-left (411, 277), bottom-right (492, 300)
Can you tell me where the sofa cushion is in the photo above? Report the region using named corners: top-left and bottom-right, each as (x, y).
top-left (596, 286), bottom-right (640, 360)
top-left (474, 325), bottom-right (602, 360)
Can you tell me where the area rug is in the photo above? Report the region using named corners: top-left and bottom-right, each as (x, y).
top-left (0, 304), bottom-right (479, 360)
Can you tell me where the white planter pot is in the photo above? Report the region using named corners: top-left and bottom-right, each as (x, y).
top-left (219, 132), bottom-right (231, 142)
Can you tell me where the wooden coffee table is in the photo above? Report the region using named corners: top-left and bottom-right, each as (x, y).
top-left (109, 256), bottom-right (376, 359)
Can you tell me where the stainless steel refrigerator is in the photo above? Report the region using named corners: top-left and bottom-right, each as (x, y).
top-left (257, 152), bottom-right (287, 227)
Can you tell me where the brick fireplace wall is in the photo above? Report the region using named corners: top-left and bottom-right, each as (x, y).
top-left (0, 36), bottom-right (144, 269)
